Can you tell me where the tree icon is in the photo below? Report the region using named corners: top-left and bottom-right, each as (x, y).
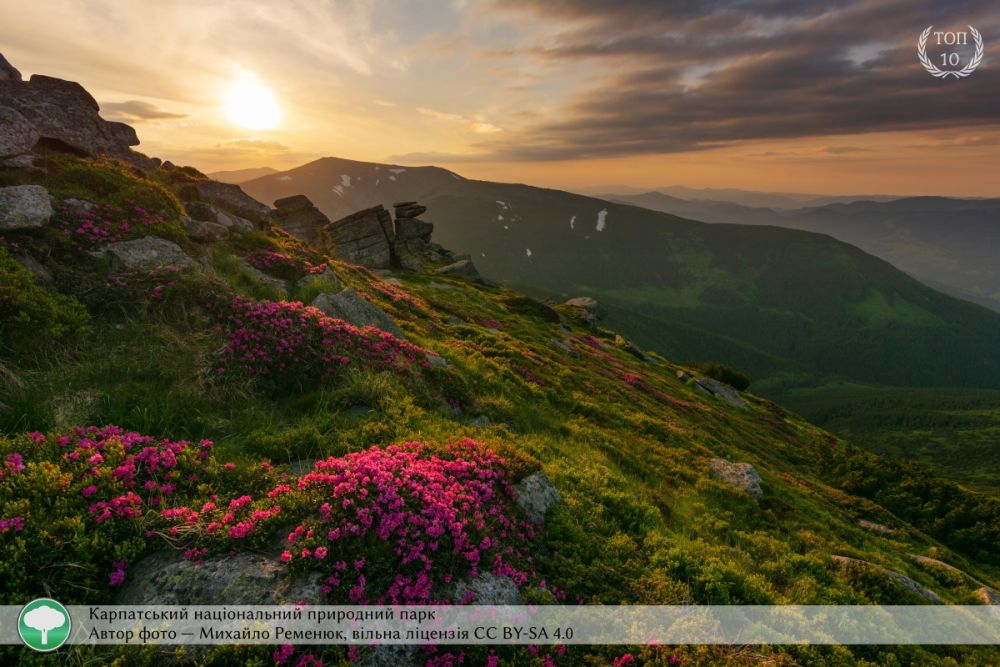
top-left (23, 604), bottom-right (65, 645)
top-left (17, 598), bottom-right (71, 651)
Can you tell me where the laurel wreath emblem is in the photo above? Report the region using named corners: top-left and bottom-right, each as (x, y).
top-left (918, 25), bottom-right (984, 78)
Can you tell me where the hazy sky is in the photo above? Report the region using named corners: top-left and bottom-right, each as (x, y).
top-left (3, 0), bottom-right (999, 195)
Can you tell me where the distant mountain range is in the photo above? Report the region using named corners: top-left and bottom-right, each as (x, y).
top-left (606, 192), bottom-right (1000, 312)
top-left (207, 166), bottom-right (278, 183)
top-left (577, 184), bottom-right (905, 209)
top-left (241, 157), bottom-right (1000, 395)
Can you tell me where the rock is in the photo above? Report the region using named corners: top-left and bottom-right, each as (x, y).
top-left (325, 205), bottom-right (393, 269)
top-left (0, 54), bottom-right (22, 81)
top-left (391, 238), bottom-right (425, 273)
top-left (565, 296), bottom-right (607, 321)
top-left (515, 471), bottom-right (561, 523)
top-left (60, 198), bottom-right (96, 215)
top-left (425, 353), bottom-right (449, 369)
top-left (362, 645), bottom-right (419, 667)
top-left (676, 370), bottom-right (692, 382)
top-left (185, 201), bottom-right (221, 222)
top-left (831, 556), bottom-right (942, 603)
top-left (194, 180), bottom-right (271, 223)
top-left (694, 377), bottom-right (749, 411)
top-left (436, 259), bottom-right (487, 284)
top-left (294, 265), bottom-right (342, 292)
top-left (103, 236), bottom-right (193, 271)
top-left (551, 338), bottom-right (575, 355)
top-left (239, 260), bottom-right (289, 295)
top-left (858, 519), bottom-right (897, 535)
top-left (0, 73), bottom-right (140, 160)
top-left (311, 288), bottom-right (404, 338)
top-left (614, 334), bottom-right (658, 365)
top-left (0, 154), bottom-right (41, 172)
top-left (394, 217), bottom-right (434, 241)
top-left (974, 587), bottom-right (1000, 605)
top-left (12, 254), bottom-right (53, 286)
top-left (393, 201), bottom-right (427, 219)
top-left (469, 415), bottom-right (492, 428)
top-left (452, 572), bottom-right (523, 605)
top-left (709, 458), bottom-right (762, 499)
top-left (0, 185), bottom-right (52, 229)
top-left (0, 105), bottom-right (38, 157)
top-left (117, 551), bottom-right (323, 605)
top-left (424, 242), bottom-right (456, 263)
top-left (181, 216), bottom-right (229, 242)
top-left (271, 194), bottom-right (331, 246)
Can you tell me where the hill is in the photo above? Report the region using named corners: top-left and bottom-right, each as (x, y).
top-left (608, 192), bottom-right (1000, 313)
top-left (582, 184), bottom-right (901, 209)
top-left (207, 166), bottom-right (278, 183)
top-left (241, 158), bottom-right (1000, 393)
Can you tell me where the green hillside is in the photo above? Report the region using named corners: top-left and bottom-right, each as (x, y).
top-left (2, 152), bottom-right (999, 665)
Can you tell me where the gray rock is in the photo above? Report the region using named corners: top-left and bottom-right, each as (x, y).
top-left (0, 74), bottom-right (139, 160)
top-left (614, 334), bottom-right (658, 365)
top-left (565, 296), bottom-right (607, 321)
top-left (294, 265), bottom-right (342, 292)
top-left (425, 353), bottom-right (449, 369)
top-left (391, 237), bottom-right (426, 273)
top-left (469, 415), bottom-right (492, 428)
top-left (393, 201), bottom-right (427, 219)
top-left (60, 198), bottom-right (96, 215)
top-left (858, 519), bottom-right (897, 535)
top-left (676, 370), bottom-right (693, 382)
top-left (0, 54), bottom-right (22, 81)
top-left (436, 259), bottom-right (487, 284)
top-left (325, 205), bottom-right (393, 269)
top-left (362, 645), bottom-right (419, 667)
top-left (239, 259), bottom-right (289, 295)
top-left (394, 217), bottom-right (433, 241)
top-left (103, 236), bottom-right (193, 271)
top-left (0, 185), bottom-right (52, 229)
top-left (551, 338), bottom-right (576, 355)
top-left (12, 254), bottom-right (53, 285)
top-left (0, 154), bottom-right (41, 171)
top-left (271, 194), bottom-right (331, 246)
top-left (311, 288), bottom-right (404, 338)
top-left (117, 551), bottom-right (324, 605)
top-left (185, 201), bottom-right (222, 222)
top-left (181, 216), bottom-right (229, 242)
top-left (0, 105), bottom-right (38, 157)
top-left (515, 471), bottom-right (561, 523)
top-left (709, 458), bottom-right (762, 499)
top-left (693, 377), bottom-right (749, 411)
top-left (194, 180), bottom-right (271, 223)
top-left (974, 587), bottom-right (1000, 605)
top-left (831, 555), bottom-right (941, 603)
top-left (424, 242), bottom-right (456, 263)
top-left (452, 572), bottom-right (523, 605)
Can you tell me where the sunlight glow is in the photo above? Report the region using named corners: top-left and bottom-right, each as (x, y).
top-left (223, 74), bottom-right (281, 130)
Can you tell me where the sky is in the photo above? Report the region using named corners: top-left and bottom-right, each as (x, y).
top-left (2, 0), bottom-right (1000, 196)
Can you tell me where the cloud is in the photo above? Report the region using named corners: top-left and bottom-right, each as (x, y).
top-left (417, 107), bottom-right (504, 134)
top-left (383, 150), bottom-right (495, 164)
top-left (101, 100), bottom-right (187, 122)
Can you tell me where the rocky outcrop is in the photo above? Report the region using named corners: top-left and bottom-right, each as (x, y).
top-left (565, 296), bottom-right (607, 325)
top-left (103, 236), bottom-right (193, 271)
top-left (436, 259), bottom-right (486, 284)
top-left (614, 334), bottom-right (658, 365)
top-left (117, 551), bottom-right (323, 605)
top-left (0, 62), bottom-right (139, 161)
top-left (0, 105), bottom-right (38, 158)
top-left (693, 376), bottom-right (749, 411)
top-left (240, 260), bottom-right (289, 295)
top-left (181, 216), bottom-right (229, 242)
top-left (194, 180), bottom-right (270, 224)
top-left (393, 201), bottom-right (427, 219)
top-left (831, 555), bottom-right (941, 603)
top-left (974, 587), bottom-right (1000, 605)
top-left (515, 471), bottom-right (561, 523)
top-left (270, 194), bottom-right (331, 246)
top-left (709, 458), bottom-right (762, 499)
top-left (325, 205), bottom-right (394, 269)
top-left (858, 519), bottom-right (897, 535)
top-left (452, 572), bottom-right (523, 604)
top-left (0, 54), bottom-right (21, 81)
top-left (311, 288), bottom-right (404, 338)
top-left (0, 185), bottom-right (52, 229)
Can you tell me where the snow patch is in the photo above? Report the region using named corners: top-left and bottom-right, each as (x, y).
top-left (340, 175), bottom-right (352, 188)
top-left (596, 208), bottom-right (608, 232)
top-left (495, 200), bottom-right (509, 208)
top-left (389, 175), bottom-right (397, 181)
top-left (525, 248), bottom-right (532, 257)
top-left (569, 215), bottom-right (576, 230)
top-left (333, 184), bottom-right (344, 196)
top-left (389, 168), bottom-right (406, 174)
top-left (503, 225), bottom-right (509, 230)
top-left (497, 214), bottom-right (504, 221)
top-left (278, 175), bottom-right (293, 182)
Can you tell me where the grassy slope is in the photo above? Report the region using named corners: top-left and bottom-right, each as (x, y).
top-left (2, 155), bottom-right (999, 665)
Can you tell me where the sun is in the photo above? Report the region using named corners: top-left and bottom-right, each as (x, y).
top-left (223, 75), bottom-right (281, 130)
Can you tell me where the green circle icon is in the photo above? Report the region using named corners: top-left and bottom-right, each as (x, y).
top-left (17, 598), bottom-right (71, 652)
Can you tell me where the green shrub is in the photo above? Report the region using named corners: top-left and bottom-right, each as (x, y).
top-left (695, 362), bottom-right (751, 390)
top-left (0, 249), bottom-right (90, 348)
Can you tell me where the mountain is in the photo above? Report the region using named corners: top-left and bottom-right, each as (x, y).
top-left (242, 157), bottom-right (1000, 394)
top-left (579, 184), bottom-right (902, 209)
top-left (206, 166), bottom-right (278, 183)
top-left (607, 192), bottom-right (1000, 313)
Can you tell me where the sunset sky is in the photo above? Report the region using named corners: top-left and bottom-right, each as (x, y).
top-left (3, 0), bottom-right (999, 195)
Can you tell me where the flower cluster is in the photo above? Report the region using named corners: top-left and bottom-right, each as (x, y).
top-left (105, 266), bottom-right (182, 300)
top-left (0, 516), bottom-right (25, 533)
top-left (54, 200), bottom-right (165, 248)
top-left (281, 439), bottom-right (537, 605)
top-left (215, 296), bottom-right (429, 388)
top-left (619, 372), bottom-right (701, 411)
top-left (243, 249), bottom-right (321, 282)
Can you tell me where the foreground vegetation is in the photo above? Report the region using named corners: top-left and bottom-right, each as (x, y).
top-left (1, 153), bottom-right (998, 665)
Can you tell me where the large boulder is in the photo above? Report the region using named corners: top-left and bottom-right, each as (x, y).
top-left (436, 258), bottom-right (487, 284)
top-left (0, 185), bottom-right (52, 229)
top-left (270, 194), bottom-right (331, 246)
top-left (103, 236), bottom-right (193, 271)
top-left (325, 205), bottom-right (393, 269)
top-left (391, 238), bottom-right (426, 273)
top-left (0, 105), bottom-right (38, 157)
top-left (515, 471), bottom-right (561, 523)
top-left (393, 201), bottom-right (427, 219)
top-left (693, 377), bottom-right (749, 411)
top-left (565, 296), bottom-right (607, 321)
top-left (394, 217), bottom-right (433, 242)
top-left (709, 458), bottom-right (762, 499)
top-left (452, 572), bottom-right (523, 605)
top-left (194, 180), bottom-right (271, 224)
top-left (0, 54), bottom-right (21, 81)
top-left (311, 288), bottom-right (404, 338)
top-left (117, 551), bottom-right (323, 605)
top-left (181, 216), bottom-right (229, 242)
top-left (0, 72), bottom-right (139, 159)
